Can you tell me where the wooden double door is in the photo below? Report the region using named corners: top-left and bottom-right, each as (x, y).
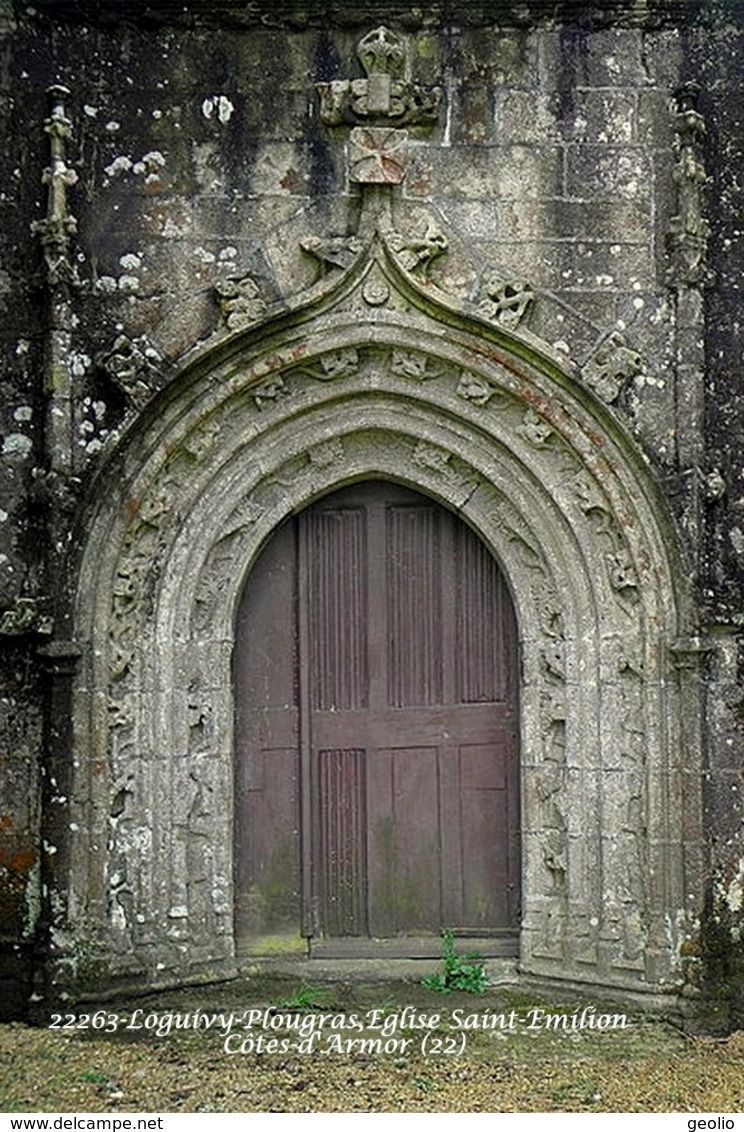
top-left (234, 481), bottom-right (520, 956)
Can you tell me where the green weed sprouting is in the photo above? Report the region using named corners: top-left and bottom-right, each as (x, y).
top-left (274, 983), bottom-right (328, 1012)
top-left (422, 928), bottom-right (488, 994)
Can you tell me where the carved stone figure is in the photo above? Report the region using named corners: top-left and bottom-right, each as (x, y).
top-left (457, 371), bottom-right (492, 405)
top-left (300, 235), bottom-right (363, 278)
top-left (391, 349), bottom-right (440, 381)
top-left (297, 348), bottom-right (359, 381)
top-left (517, 407), bottom-right (553, 447)
top-left (606, 548), bottom-right (640, 600)
top-left (253, 376), bottom-right (289, 409)
top-left (318, 349), bottom-right (360, 381)
top-left (387, 219), bottom-right (447, 273)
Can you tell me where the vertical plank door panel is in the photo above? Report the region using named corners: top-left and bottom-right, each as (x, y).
top-left (235, 481), bottom-right (520, 956)
top-left (234, 518), bottom-right (300, 944)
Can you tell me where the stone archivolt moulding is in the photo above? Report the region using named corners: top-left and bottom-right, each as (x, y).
top-left (65, 231), bottom-right (701, 999)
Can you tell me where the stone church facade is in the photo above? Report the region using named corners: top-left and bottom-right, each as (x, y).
top-left (1, 0), bottom-right (743, 1028)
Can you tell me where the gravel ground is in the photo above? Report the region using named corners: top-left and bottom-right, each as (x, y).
top-left (2, 977), bottom-right (743, 1113)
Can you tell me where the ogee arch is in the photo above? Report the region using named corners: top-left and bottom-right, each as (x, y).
top-left (63, 233), bottom-right (699, 999)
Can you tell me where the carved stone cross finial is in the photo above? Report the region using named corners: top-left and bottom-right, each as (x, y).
top-left (313, 27), bottom-right (442, 249)
top-left (316, 25), bottom-right (440, 134)
top-left (314, 24), bottom-right (437, 212)
top-left (356, 26), bottom-right (406, 114)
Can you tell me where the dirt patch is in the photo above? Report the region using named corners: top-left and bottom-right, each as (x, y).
top-left (2, 977), bottom-right (743, 1113)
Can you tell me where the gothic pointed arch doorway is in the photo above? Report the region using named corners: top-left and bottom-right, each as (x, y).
top-left (234, 480), bottom-right (520, 957)
top-left (62, 226), bottom-right (698, 1000)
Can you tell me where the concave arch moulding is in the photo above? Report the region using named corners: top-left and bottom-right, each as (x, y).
top-left (59, 236), bottom-right (701, 1003)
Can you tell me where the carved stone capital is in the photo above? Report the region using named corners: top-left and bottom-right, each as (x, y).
top-left (37, 639), bottom-right (83, 676)
top-left (668, 636), bottom-right (715, 669)
top-left (44, 85), bottom-right (72, 139)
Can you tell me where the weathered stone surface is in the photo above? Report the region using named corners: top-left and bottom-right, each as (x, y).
top-left (0, 0), bottom-right (741, 1029)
